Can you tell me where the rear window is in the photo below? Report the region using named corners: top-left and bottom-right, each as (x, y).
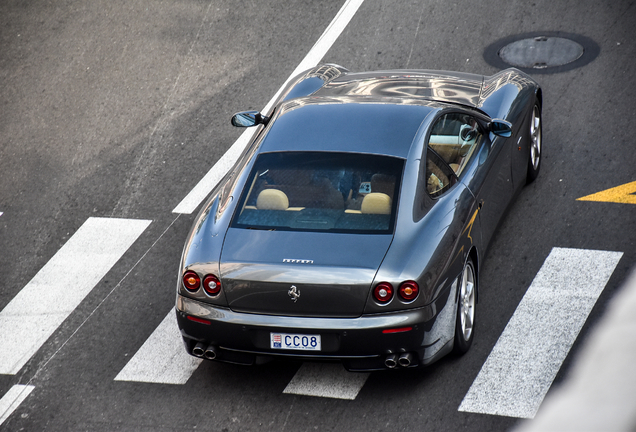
top-left (232, 152), bottom-right (404, 234)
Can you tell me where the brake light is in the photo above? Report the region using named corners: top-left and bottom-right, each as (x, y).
top-left (183, 271), bottom-right (200, 292)
top-left (398, 281), bottom-right (419, 301)
top-left (382, 327), bottom-right (413, 334)
top-left (373, 282), bottom-right (394, 303)
top-left (187, 315), bottom-right (211, 325)
top-left (203, 274), bottom-right (221, 296)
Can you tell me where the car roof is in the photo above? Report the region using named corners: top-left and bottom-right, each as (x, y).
top-left (315, 69), bottom-right (485, 107)
top-left (259, 97), bottom-right (436, 158)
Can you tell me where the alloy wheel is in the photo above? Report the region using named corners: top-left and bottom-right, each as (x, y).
top-left (530, 105), bottom-right (542, 170)
top-left (459, 261), bottom-right (476, 341)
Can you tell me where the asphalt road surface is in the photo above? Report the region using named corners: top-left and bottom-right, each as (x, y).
top-left (1, 0), bottom-right (635, 430)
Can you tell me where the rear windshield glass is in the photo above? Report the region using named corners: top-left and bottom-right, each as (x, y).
top-left (232, 152), bottom-right (404, 234)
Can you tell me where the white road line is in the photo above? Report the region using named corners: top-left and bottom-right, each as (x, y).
top-left (114, 311), bottom-right (202, 384)
top-left (172, 0), bottom-right (366, 214)
top-left (458, 247), bottom-right (623, 419)
top-left (0, 385), bottom-right (34, 426)
top-left (283, 363), bottom-right (369, 400)
top-left (0, 217), bottom-right (151, 375)
top-left (171, 131), bottom-right (252, 214)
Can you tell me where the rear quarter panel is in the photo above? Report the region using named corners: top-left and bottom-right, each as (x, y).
top-left (365, 172), bottom-right (478, 314)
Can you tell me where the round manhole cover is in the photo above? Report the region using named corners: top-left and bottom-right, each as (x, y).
top-left (499, 37), bottom-right (584, 69)
top-left (484, 32), bottom-right (599, 74)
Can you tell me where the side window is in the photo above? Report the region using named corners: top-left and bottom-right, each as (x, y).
top-left (427, 113), bottom-right (483, 178)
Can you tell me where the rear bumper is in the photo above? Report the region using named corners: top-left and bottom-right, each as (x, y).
top-left (176, 289), bottom-right (456, 371)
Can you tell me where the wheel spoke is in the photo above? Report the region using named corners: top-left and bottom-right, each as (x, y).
top-left (465, 280), bottom-right (474, 299)
top-left (464, 311), bottom-right (473, 333)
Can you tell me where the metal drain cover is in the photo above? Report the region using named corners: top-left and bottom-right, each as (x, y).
top-left (499, 37), bottom-right (584, 69)
top-left (484, 32), bottom-right (599, 74)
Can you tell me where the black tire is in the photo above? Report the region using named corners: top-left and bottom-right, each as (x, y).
top-left (453, 257), bottom-right (476, 354)
top-left (526, 102), bottom-right (542, 184)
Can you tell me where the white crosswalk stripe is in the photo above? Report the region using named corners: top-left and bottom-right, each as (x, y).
top-left (114, 311), bottom-right (202, 384)
top-left (283, 363), bottom-right (369, 400)
top-left (0, 217), bottom-right (151, 375)
top-left (458, 247), bottom-right (623, 418)
top-left (0, 385), bottom-right (34, 426)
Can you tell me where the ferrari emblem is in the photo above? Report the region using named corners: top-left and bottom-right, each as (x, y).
top-left (288, 285), bottom-right (300, 302)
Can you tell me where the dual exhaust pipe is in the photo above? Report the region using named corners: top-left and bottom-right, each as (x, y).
top-left (196, 343), bottom-right (413, 368)
top-left (385, 352), bottom-right (414, 368)
top-left (192, 342), bottom-right (218, 360)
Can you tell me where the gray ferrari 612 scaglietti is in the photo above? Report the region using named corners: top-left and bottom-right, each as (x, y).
top-left (176, 64), bottom-right (542, 371)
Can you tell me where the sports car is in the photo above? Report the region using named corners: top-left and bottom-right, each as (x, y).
top-left (176, 64), bottom-right (542, 371)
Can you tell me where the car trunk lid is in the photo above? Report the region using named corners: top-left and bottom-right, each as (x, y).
top-left (220, 228), bottom-right (393, 317)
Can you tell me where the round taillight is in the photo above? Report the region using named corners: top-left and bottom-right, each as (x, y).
top-left (182, 271), bottom-right (200, 292)
top-left (203, 274), bottom-right (221, 296)
top-left (398, 280), bottom-right (419, 301)
top-left (373, 282), bottom-right (394, 303)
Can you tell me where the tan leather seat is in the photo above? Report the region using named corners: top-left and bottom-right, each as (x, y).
top-left (361, 192), bottom-right (392, 215)
top-left (256, 189), bottom-right (289, 210)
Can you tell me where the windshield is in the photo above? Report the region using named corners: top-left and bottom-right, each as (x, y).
top-left (232, 152), bottom-right (404, 234)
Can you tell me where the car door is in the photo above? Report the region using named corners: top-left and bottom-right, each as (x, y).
top-left (420, 111), bottom-right (484, 255)
top-left (457, 114), bottom-right (515, 249)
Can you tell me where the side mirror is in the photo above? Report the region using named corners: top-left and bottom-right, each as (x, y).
top-left (231, 111), bottom-right (269, 127)
top-left (489, 119), bottom-right (513, 137)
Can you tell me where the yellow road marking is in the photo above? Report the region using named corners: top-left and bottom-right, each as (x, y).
top-left (577, 181), bottom-right (636, 205)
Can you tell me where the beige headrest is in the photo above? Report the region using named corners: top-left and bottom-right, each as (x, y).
top-left (361, 192), bottom-right (392, 215)
top-left (256, 189), bottom-right (289, 210)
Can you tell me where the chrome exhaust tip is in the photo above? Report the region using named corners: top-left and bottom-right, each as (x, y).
top-left (204, 345), bottom-right (218, 360)
top-left (398, 352), bottom-right (413, 367)
top-left (192, 342), bottom-right (206, 357)
top-left (385, 354), bottom-right (398, 369)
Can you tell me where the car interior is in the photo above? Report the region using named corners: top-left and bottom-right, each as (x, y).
top-left (233, 152), bottom-right (402, 233)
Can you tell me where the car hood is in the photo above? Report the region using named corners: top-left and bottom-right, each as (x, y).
top-left (220, 228), bottom-right (393, 317)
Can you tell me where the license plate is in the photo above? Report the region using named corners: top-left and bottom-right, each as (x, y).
top-left (270, 332), bottom-right (321, 351)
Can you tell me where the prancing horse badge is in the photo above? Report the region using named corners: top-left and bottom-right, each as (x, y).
top-left (288, 285), bottom-right (300, 302)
